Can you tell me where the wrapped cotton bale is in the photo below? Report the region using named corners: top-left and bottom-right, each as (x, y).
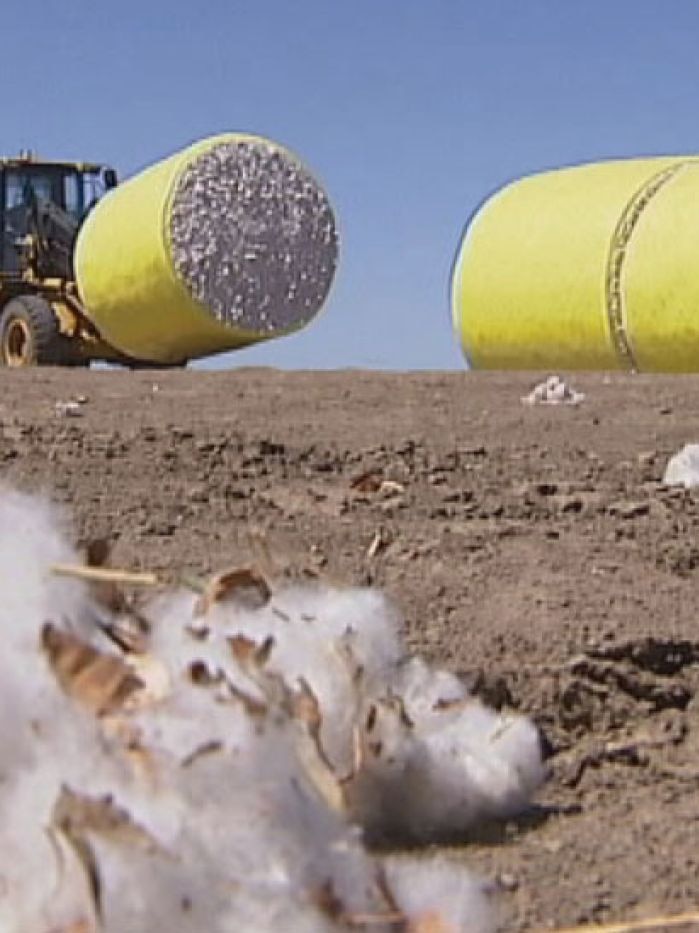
top-left (452, 156), bottom-right (699, 372)
top-left (75, 134), bottom-right (338, 364)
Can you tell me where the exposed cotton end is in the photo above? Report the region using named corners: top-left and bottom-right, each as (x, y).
top-left (170, 139), bottom-right (338, 334)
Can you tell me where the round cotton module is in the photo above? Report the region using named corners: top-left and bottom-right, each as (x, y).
top-left (169, 140), bottom-right (338, 335)
top-left (451, 155), bottom-right (699, 373)
top-left (74, 133), bottom-right (339, 365)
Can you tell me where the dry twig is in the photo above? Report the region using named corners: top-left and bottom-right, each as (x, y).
top-left (51, 564), bottom-right (160, 587)
top-left (553, 909), bottom-right (699, 932)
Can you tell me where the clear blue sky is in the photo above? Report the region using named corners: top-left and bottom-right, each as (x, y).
top-left (3, 1), bottom-right (698, 370)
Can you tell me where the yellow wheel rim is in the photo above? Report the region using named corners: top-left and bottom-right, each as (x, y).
top-left (3, 318), bottom-right (32, 367)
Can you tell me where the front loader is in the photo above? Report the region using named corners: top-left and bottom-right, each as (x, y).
top-left (0, 153), bottom-right (138, 367)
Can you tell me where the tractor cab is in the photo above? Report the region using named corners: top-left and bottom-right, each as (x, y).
top-left (0, 154), bottom-right (117, 279)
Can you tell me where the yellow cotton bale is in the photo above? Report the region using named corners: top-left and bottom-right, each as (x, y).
top-left (74, 133), bottom-right (338, 364)
top-left (451, 156), bottom-right (699, 372)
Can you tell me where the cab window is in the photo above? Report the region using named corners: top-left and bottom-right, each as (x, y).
top-left (5, 170), bottom-right (54, 210)
top-left (64, 173), bottom-right (83, 219)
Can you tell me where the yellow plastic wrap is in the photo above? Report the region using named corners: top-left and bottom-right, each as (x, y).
top-left (452, 156), bottom-right (699, 372)
top-left (74, 133), bottom-right (337, 364)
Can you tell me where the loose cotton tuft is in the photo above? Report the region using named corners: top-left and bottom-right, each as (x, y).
top-left (0, 487), bottom-right (546, 931)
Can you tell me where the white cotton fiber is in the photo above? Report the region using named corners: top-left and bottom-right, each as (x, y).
top-left (0, 489), bottom-right (108, 929)
top-left (349, 663), bottom-right (545, 841)
top-left (415, 705), bottom-right (545, 827)
top-left (383, 856), bottom-right (495, 933)
top-left (0, 487), bottom-right (82, 746)
top-left (0, 485), bottom-right (84, 627)
top-left (87, 835), bottom-right (238, 933)
top-left (392, 656), bottom-right (468, 723)
top-left (202, 584), bottom-right (404, 774)
top-left (663, 443), bottom-right (699, 488)
top-left (0, 485), bottom-right (547, 932)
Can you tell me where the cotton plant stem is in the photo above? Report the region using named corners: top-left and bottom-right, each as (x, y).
top-left (552, 909), bottom-right (699, 933)
top-left (50, 564), bottom-right (160, 587)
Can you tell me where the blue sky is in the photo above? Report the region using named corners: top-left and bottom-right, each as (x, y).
top-left (3, 1), bottom-right (698, 369)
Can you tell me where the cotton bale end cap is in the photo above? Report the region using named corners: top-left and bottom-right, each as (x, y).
top-left (170, 138), bottom-right (338, 335)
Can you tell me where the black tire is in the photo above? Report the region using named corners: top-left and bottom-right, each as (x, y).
top-left (0, 295), bottom-right (79, 367)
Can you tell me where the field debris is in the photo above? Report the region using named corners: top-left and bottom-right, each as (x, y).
top-left (0, 486), bottom-right (545, 932)
top-left (54, 400), bottom-right (84, 418)
top-left (662, 443), bottom-right (699, 488)
top-left (193, 565), bottom-right (272, 614)
top-left (350, 470), bottom-right (385, 493)
top-left (521, 375), bottom-right (585, 406)
top-left (54, 396), bottom-right (89, 419)
top-left (553, 908), bottom-right (699, 932)
top-left (51, 564), bottom-right (161, 587)
top-left (366, 526), bottom-right (393, 559)
top-left (350, 471), bottom-right (406, 498)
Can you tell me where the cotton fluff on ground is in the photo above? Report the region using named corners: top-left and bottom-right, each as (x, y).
top-left (0, 487), bottom-right (546, 932)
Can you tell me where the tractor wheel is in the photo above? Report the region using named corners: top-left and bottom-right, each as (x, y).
top-left (0, 296), bottom-right (74, 367)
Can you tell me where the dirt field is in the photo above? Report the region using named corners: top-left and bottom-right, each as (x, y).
top-left (3, 367), bottom-right (699, 931)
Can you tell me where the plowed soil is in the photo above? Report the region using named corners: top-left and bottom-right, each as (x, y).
top-left (4, 367), bottom-right (699, 931)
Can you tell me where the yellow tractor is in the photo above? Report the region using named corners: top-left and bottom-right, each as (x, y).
top-left (0, 152), bottom-right (135, 367)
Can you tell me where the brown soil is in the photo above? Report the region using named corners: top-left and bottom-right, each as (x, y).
top-left (3, 367), bottom-right (699, 931)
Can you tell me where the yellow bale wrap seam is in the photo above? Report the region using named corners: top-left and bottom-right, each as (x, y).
top-left (624, 162), bottom-right (699, 372)
top-left (75, 134), bottom-right (316, 364)
top-left (452, 156), bottom-right (699, 372)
